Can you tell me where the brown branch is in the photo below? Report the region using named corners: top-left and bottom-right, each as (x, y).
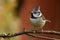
top-left (24, 30), bottom-right (60, 35)
top-left (0, 30), bottom-right (60, 39)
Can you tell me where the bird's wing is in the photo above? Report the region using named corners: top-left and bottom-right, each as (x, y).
top-left (40, 13), bottom-right (46, 20)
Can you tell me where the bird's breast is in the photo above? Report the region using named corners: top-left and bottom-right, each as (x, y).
top-left (30, 18), bottom-right (46, 28)
top-left (30, 18), bottom-right (39, 24)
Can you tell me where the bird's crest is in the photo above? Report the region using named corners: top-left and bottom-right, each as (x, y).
top-left (32, 6), bottom-right (40, 13)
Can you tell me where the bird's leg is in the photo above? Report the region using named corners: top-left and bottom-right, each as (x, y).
top-left (40, 27), bottom-right (44, 32)
top-left (41, 28), bottom-right (43, 32)
top-left (37, 27), bottom-right (44, 32)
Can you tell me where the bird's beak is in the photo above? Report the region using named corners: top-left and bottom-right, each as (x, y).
top-left (46, 20), bottom-right (51, 22)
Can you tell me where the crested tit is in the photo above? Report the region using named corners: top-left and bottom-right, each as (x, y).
top-left (30, 6), bottom-right (50, 31)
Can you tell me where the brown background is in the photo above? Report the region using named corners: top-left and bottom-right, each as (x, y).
top-left (18, 0), bottom-right (60, 40)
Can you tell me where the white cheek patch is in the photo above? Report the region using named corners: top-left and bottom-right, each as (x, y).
top-left (39, 13), bottom-right (42, 17)
top-left (33, 12), bottom-right (42, 17)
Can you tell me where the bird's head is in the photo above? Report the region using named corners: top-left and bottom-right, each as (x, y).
top-left (31, 6), bottom-right (42, 18)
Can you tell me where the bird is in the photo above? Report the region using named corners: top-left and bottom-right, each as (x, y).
top-left (30, 6), bottom-right (51, 31)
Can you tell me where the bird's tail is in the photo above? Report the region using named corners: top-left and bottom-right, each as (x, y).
top-left (46, 20), bottom-right (51, 22)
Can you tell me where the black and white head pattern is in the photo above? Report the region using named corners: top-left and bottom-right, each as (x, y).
top-left (31, 6), bottom-right (42, 18)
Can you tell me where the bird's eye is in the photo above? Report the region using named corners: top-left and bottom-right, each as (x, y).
top-left (33, 12), bottom-right (37, 14)
top-left (33, 12), bottom-right (40, 15)
top-left (38, 12), bottom-right (40, 13)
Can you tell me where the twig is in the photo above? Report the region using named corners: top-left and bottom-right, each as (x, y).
top-left (26, 33), bottom-right (60, 40)
top-left (0, 30), bottom-right (60, 39)
top-left (24, 30), bottom-right (60, 35)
